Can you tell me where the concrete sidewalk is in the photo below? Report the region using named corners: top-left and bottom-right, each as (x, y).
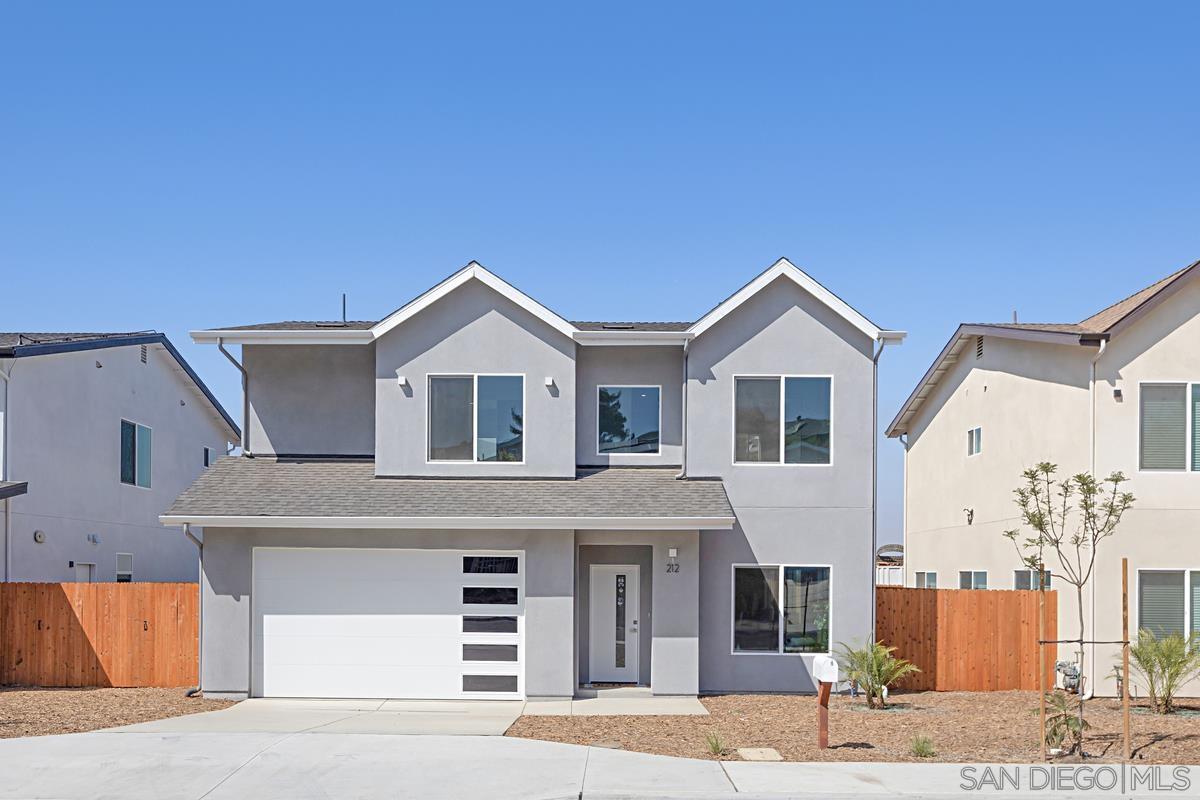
top-left (0, 728), bottom-right (1190, 800)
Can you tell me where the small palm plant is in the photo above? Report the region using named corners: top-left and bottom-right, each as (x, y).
top-left (836, 641), bottom-right (920, 709)
top-left (1128, 629), bottom-right (1200, 714)
top-left (1037, 691), bottom-right (1090, 754)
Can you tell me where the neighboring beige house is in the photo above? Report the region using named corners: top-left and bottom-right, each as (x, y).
top-left (886, 260), bottom-right (1200, 698)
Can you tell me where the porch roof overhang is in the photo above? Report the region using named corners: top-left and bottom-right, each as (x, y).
top-left (0, 481), bottom-right (28, 501)
top-left (161, 458), bottom-right (735, 531)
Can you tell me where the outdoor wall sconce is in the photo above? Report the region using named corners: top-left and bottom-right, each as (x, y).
top-left (395, 371), bottom-right (408, 388)
top-left (544, 377), bottom-right (555, 388)
top-left (1113, 388), bottom-right (1123, 401)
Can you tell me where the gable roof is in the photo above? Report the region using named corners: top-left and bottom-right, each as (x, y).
top-left (1, 331), bottom-right (240, 441)
top-left (886, 259), bottom-right (1200, 438)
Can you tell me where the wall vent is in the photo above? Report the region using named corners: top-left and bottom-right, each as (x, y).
top-left (139, 344), bottom-right (148, 363)
top-left (975, 336), bottom-right (984, 360)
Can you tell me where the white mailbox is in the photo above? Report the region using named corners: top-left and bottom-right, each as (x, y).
top-left (812, 654), bottom-right (839, 684)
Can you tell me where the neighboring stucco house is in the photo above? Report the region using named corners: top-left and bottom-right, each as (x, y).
top-left (886, 260), bottom-right (1200, 697)
top-left (0, 332), bottom-right (239, 583)
top-left (163, 258), bottom-right (904, 701)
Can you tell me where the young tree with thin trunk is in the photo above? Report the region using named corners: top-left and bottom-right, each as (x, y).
top-left (1003, 462), bottom-right (1134, 755)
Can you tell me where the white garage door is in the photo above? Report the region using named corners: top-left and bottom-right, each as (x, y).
top-left (252, 548), bottom-right (524, 699)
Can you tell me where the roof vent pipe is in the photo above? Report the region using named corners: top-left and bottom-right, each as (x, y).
top-left (217, 338), bottom-right (251, 457)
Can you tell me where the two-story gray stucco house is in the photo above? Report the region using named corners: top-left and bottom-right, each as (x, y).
top-left (164, 259), bottom-right (904, 700)
top-left (1, 332), bottom-right (239, 583)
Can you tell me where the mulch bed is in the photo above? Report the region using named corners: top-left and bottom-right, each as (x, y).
top-left (0, 687), bottom-right (234, 738)
top-left (505, 691), bottom-right (1200, 763)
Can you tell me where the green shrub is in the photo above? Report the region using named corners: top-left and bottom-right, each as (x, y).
top-left (704, 730), bottom-right (726, 756)
top-left (836, 641), bottom-right (920, 709)
top-left (910, 735), bottom-right (936, 758)
top-left (1128, 629), bottom-right (1200, 714)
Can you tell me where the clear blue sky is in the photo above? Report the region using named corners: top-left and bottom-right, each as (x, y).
top-left (3, 3), bottom-right (1198, 543)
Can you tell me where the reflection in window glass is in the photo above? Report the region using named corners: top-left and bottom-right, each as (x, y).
top-left (733, 567), bottom-right (779, 651)
top-left (429, 377), bottom-right (473, 460)
top-left (598, 387), bottom-right (660, 454)
top-left (735, 378), bottom-right (780, 463)
top-left (784, 378), bottom-right (831, 464)
top-left (477, 376), bottom-right (523, 462)
top-left (783, 566), bottom-right (830, 653)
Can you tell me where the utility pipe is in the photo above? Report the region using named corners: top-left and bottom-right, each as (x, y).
top-left (1082, 338), bottom-right (1108, 701)
top-left (217, 338), bottom-right (251, 456)
top-left (182, 523), bottom-right (203, 696)
top-left (1, 359), bottom-right (12, 582)
top-left (675, 339), bottom-right (690, 480)
top-left (870, 336), bottom-right (890, 634)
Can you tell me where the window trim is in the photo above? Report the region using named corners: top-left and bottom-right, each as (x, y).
top-left (1137, 381), bottom-right (1196, 473)
top-left (731, 374), bottom-right (835, 467)
top-left (120, 419), bottom-right (152, 489)
top-left (1136, 567), bottom-right (1198, 639)
top-left (595, 384), bottom-right (663, 457)
top-left (425, 373), bottom-right (526, 465)
top-left (729, 562), bottom-right (833, 656)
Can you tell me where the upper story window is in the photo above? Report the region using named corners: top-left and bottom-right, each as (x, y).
top-left (428, 375), bottom-right (524, 463)
top-left (1139, 383), bottom-right (1199, 471)
top-left (120, 420), bottom-right (152, 488)
top-left (203, 446), bottom-right (213, 468)
top-left (915, 571), bottom-right (937, 589)
top-left (733, 376), bottom-right (832, 465)
top-left (597, 386), bottom-right (660, 455)
top-left (1014, 568), bottom-right (1051, 590)
top-left (967, 426), bottom-right (982, 457)
top-left (959, 570), bottom-right (988, 590)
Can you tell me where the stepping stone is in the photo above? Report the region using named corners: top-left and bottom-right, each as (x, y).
top-left (591, 739), bottom-right (623, 749)
top-left (737, 747), bottom-right (783, 762)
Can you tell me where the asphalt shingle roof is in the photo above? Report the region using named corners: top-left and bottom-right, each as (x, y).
top-left (209, 321), bottom-right (377, 331)
top-left (167, 458), bottom-right (734, 521)
top-left (570, 321), bottom-right (693, 331)
top-left (0, 332), bottom-right (152, 349)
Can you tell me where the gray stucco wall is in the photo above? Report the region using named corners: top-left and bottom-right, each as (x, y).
top-left (374, 280), bottom-right (577, 477)
top-left (245, 344), bottom-right (376, 456)
top-left (200, 527), bottom-right (575, 699)
top-left (687, 275), bottom-right (876, 692)
top-left (575, 346), bottom-right (683, 467)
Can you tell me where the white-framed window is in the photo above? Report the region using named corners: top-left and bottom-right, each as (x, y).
top-left (428, 374), bottom-right (525, 463)
top-left (1139, 383), bottom-right (1199, 471)
top-left (733, 376), bottom-right (832, 465)
top-left (120, 420), bottom-right (152, 488)
top-left (967, 427), bottom-right (982, 457)
top-left (597, 385), bottom-right (661, 455)
top-left (115, 553), bottom-right (134, 583)
top-left (915, 571), bottom-right (937, 589)
top-left (731, 564), bottom-right (831, 654)
top-left (1014, 568), bottom-right (1051, 590)
top-left (959, 570), bottom-right (988, 590)
top-left (1138, 570), bottom-right (1200, 639)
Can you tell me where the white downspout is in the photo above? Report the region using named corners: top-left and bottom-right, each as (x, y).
top-left (1, 359), bottom-right (12, 582)
top-left (182, 522), bottom-right (203, 695)
top-left (1083, 338), bottom-right (1107, 700)
top-left (217, 338), bottom-right (251, 457)
top-left (870, 337), bottom-right (889, 634)
top-left (675, 339), bottom-right (690, 480)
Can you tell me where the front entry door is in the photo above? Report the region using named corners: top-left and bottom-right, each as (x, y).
top-left (589, 564), bottom-right (639, 683)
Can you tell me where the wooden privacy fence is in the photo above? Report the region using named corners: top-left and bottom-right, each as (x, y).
top-left (875, 586), bottom-right (1057, 691)
top-left (0, 582), bottom-right (198, 688)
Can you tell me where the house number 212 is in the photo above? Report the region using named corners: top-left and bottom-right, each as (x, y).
top-left (665, 563), bottom-right (680, 573)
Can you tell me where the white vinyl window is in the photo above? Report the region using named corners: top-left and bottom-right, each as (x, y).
top-left (967, 427), bottom-right (982, 457)
top-left (733, 376), bottom-right (832, 465)
top-left (959, 570), bottom-right (988, 590)
top-left (1138, 570), bottom-right (1200, 639)
top-left (428, 375), bottom-right (525, 463)
top-left (115, 553), bottom-right (134, 583)
top-left (915, 571), bottom-right (937, 589)
top-left (120, 420), bottom-right (152, 488)
top-left (1014, 569), bottom-right (1051, 590)
top-left (731, 564), bottom-right (831, 654)
top-left (1139, 383), bottom-right (1199, 471)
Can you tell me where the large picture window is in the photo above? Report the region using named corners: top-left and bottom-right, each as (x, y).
top-left (732, 564), bottom-right (831, 654)
top-left (1139, 383), bottom-right (1200, 471)
top-left (428, 375), bottom-right (524, 463)
top-left (734, 376), bottom-right (832, 464)
top-left (597, 386), bottom-right (661, 455)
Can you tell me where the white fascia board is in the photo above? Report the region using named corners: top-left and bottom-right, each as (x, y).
top-left (689, 258), bottom-right (890, 341)
top-left (573, 331), bottom-right (694, 346)
top-left (160, 514), bottom-right (736, 530)
top-left (191, 329), bottom-right (373, 345)
top-left (371, 262), bottom-right (579, 341)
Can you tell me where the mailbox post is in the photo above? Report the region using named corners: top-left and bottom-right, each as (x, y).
top-left (812, 655), bottom-right (838, 749)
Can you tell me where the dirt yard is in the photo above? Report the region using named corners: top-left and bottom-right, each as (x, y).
top-left (0, 687), bottom-right (234, 738)
top-left (506, 691), bottom-right (1200, 763)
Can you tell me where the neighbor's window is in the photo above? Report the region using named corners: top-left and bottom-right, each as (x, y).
top-left (958, 570), bottom-right (988, 590)
top-left (120, 420), bottom-right (152, 488)
top-left (115, 553), bottom-right (133, 583)
top-left (1014, 569), bottom-right (1051, 590)
top-left (597, 386), bottom-right (660, 454)
top-left (428, 375), bottom-right (524, 462)
top-left (733, 565), bottom-right (831, 654)
top-left (1139, 384), bottom-right (1198, 471)
top-left (967, 427), bottom-right (982, 457)
top-left (915, 571), bottom-right (937, 589)
top-left (203, 446), bottom-right (212, 468)
top-left (1138, 570), bottom-right (1199, 638)
top-left (734, 377), bottom-right (832, 464)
